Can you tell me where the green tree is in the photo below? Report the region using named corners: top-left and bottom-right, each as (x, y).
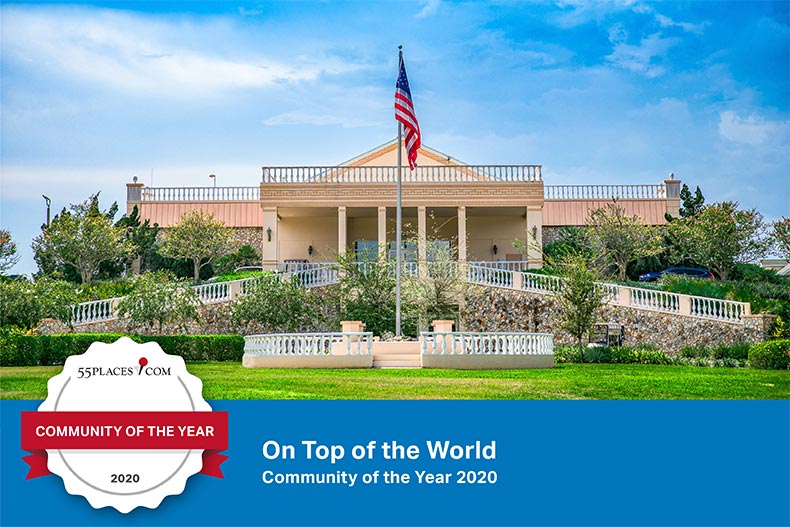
top-left (116, 271), bottom-right (200, 333)
top-left (335, 247), bottom-right (401, 337)
top-left (158, 210), bottom-right (236, 281)
top-left (403, 241), bottom-right (467, 330)
top-left (550, 251), bottom-right (608, 363)
top-left (231, 275), bottom-right (315, 332)
top-left (31, 194), bottom-right (134, 284)
top-left (214, 244), bottom-right (261, 275)
top-left (115, 205), bottom-right (160, 273)
top-left (0, 229), bottom-right (20, 274)
top-left (772, 217), bottom-right (790, 260)
top-left (667, 202), bottom-right (769, 280)
top-left (0, 277), bottom-right (76, 329)
top-left (587, 200), bottom-right (664, 281)
top-left (666, 184), bottom-right (705, 222)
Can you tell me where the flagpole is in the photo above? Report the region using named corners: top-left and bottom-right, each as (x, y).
top-left (395, 45), bottom-right (403, 338)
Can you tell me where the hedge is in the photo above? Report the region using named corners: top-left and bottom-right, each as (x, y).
top-left (0, 333), bottom-right (245, 366)
top-left (748, 340), bottom-right (790, 370)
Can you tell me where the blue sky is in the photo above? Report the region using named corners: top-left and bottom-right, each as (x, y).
top-left (1, 0), bottom-right (788, 275)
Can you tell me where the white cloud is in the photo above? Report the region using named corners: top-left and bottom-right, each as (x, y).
top-left (1, 6), bottom-right (364, 98)
top-left (415, 0), bottom-right (441, 19)
top-left (551, 0), bottom-right (639, 28)
top-left (238, 5), bottom-right (264, 16)
top-left (262, 111), bottom-right (381, 128)
top-left (629, 97), bottom-right (690, 123)
top-left (718, 111), bottom-right (787, 146)
top-left (606, 32), bottom-right (679, 77)
top-left (654, 13), bottom-right (708, 34)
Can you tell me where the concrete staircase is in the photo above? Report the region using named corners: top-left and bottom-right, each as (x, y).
top-left (372, 342), bottom-right (422, 368)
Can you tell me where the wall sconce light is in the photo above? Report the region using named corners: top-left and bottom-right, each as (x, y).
top-left (532, 225), bottom-right (538, 240)
top-left (266, 227), bottom-right (272, 242)
top-left (308, 245), bottom-right (314, 256)
top-left (492, 244), bottom-right (498, 255)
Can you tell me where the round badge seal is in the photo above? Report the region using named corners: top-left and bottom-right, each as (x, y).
top-left (21, 337), bottom-right (228, 513)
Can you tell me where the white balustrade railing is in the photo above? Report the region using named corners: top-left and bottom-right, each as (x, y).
top-left (289, 266), bottom-right (338, 287)
top-left (70, 261), bottom-right (750, 326)
top-left (629, 288), bottom-right (679, 312)
top-left (690, 297), bottom-right (747, 323)
top-left (243, 332), bottom-right (373, 356)
top-left (466, 264), bottom-right (748, 323)
top-left (71, 297), bottom-right (121, 325)
top-left (262, 165), bottom-right (542, 183)
top-left (467, 264), bottom-right (513, 288)
top-left (544, 184), bottom-right (665, 200)
top-left (421, 332), bottom-right (554, 355)
top-left (520, 272), bottom-right (563, 293)
top-left (474, 260), bottom-right (530, 272)
top-left (193, 282), bottom-right (231, 304)
top-left (140, 186), bottom-right (259, 201)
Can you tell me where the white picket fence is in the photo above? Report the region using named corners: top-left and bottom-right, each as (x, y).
top-left (421, 332), bottom-right (554, 355)
top-left (243, 332), bottom-right (373, 356)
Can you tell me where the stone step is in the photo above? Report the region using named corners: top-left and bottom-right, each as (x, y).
top-left (372, 348), bottom-right (422, 355)
top-left (373, 359), bottom-right (422, 368)
top-left (372, 353), bottom-right (420, 361)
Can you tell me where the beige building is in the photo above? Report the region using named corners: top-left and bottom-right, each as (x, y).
top-left (126, 139), bottom-right (681, 270)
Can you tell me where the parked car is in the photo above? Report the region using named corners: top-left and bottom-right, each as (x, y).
top-left (638, 266), bottom-right (714, 282)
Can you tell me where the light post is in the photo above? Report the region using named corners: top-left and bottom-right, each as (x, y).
top-left (42, 195), bottom-right (51, 226)
top-left (209, 174), bottom-right (216, 188)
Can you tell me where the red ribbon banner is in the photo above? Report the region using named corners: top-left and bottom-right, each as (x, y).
top-left (21, 411), bottom-right (229, 479)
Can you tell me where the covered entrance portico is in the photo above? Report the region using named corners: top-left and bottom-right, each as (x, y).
top-left (263, 205), bottom-right (543, 268)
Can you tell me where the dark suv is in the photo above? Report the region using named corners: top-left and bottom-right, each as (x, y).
top-left (638, 266), bottom-right (714, 282)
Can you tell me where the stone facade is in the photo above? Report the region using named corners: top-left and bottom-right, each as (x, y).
top-left (460, 286), bottom-right (774, 354)
top-left (231, 227), bottom-right (263, 252)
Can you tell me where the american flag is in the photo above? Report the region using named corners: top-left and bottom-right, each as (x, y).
top-left (395, 55), bottom-right (421, 170)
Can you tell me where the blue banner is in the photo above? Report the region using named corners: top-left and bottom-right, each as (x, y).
top-left (2, 400), bottom-right (788, 526)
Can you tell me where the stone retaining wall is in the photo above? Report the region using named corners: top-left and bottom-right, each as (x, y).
top-left (39, 284), bottom-right (774, 354)
top-left (231, 227), bottom-right (263, 251)
top-left (460, 286), bottom-right (775, 354)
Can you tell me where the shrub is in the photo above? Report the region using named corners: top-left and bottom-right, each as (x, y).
top-left (749, 340), bottom-right (790, 370)
top-left (0, 334), bottom-right (244, 366)
top-left (75, 280), bottom-right (135, 302)
top-left (231, 275), bottom-right (317, 332)
top-left (710, 343), bottom-right (751, 361)
top-left (0, 277), bottom-right (77, 329)
top-left (555, 345), bottom-right (675, 365)
top-left (116, 271), bottom-right (200, 333)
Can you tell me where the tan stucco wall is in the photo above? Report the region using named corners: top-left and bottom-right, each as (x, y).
top-left (273, 212), bottom-right (531, 262)
top-left (279, 216), bottom-right (338, 262)
top-left (467, 216), bottom-right (528, 261)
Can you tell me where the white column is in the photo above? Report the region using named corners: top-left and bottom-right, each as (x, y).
top-left (418, 206), bottom-right (427, 276)
top-left (526, 205), bottom-right (543, 269)
top-left (262, 207), bottom-right (278, 271)
top-left (377, 206), bottom-right (387, 259)
top-left (457, 206), bottom-right (467, 264)
top-left (338, 206), bottom-right (347, 257)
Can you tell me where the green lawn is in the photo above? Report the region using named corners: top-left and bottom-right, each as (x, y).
top-left (2, 363), bottom-right (788, 400)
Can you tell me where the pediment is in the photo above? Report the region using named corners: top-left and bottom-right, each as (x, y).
top-left (313, 139), bottom-right (495, 183)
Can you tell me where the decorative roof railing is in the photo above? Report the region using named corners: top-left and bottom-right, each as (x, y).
top-left (140, 186), bottom-right (259, 201)
top-left (544, 184), bottom-right (665, 200)
top-left (133, 182), bottom-right (671, 202)
top-left (261, 165), bottom-right (542, 183)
